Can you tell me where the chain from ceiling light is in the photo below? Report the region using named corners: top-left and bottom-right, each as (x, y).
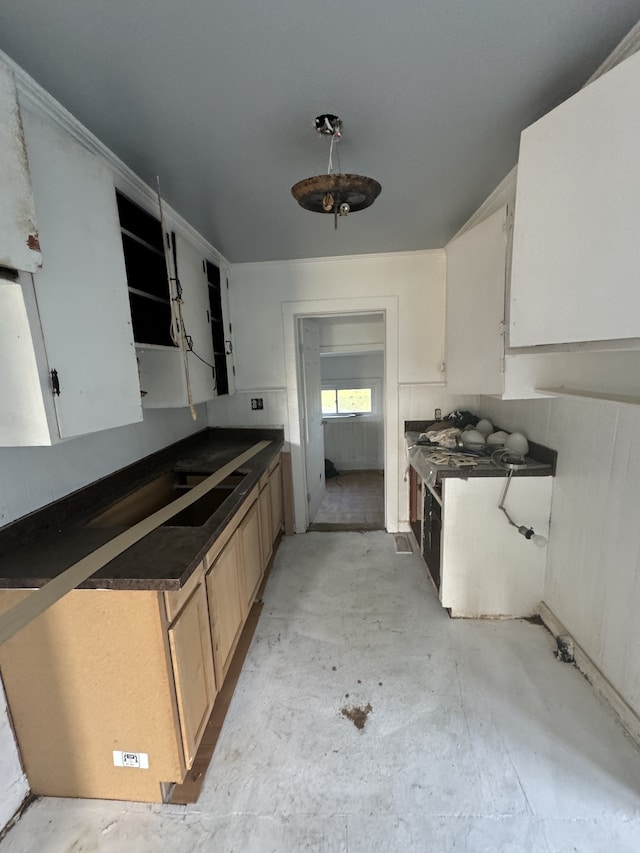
top-left (291, 114), bottom-right (381, 229)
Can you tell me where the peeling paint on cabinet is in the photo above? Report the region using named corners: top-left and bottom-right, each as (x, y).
top-left (0, 59), bottom-right (40, 272)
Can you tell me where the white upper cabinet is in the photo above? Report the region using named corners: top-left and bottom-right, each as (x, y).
top-left (172, 231), bottom-right (216, 405)
top-left (14, 108), bottom-right (142, 442)
top-left (445, 205), bottom-right (508, 394)
top-left (136, 226), bottom-right (229, 409)
top-left (510, 51), bottom-right (640, 347)
top-left (0, 58), bottom-right (41, 272)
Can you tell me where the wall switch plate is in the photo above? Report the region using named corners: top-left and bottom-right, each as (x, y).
top-left (251, 398), bottom-right (263, 410)
top-left (435, 408), bottom-right (442, 420)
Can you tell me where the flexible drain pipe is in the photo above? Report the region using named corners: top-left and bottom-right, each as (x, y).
top-left (498, 470), bottom-right (547, 547)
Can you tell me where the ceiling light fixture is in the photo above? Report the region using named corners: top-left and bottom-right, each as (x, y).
top-left (291, 114), bottom-right (381, 230)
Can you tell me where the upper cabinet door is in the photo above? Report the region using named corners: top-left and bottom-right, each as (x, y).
top-left (510, 51), bottom-right (640, 347)
top-left (173, 232), bottom-right (216, 405)
top-left (445, 205), bottom-right (508, 394)
top-left (0, 59), bottom-right (41, 272)
top-left (22, 108), bottom-right (142, 438)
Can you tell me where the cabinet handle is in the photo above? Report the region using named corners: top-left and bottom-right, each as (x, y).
top-left (50, 369), bottom-right (61, 396)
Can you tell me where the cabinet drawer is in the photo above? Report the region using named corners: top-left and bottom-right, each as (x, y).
top-left (164, 562), bottom-right (205, 624)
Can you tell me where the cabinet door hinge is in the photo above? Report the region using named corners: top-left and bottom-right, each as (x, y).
top-left (504, 205), bottom-right (515, 234)
top-left (50, 368), bottom-right (61, 396)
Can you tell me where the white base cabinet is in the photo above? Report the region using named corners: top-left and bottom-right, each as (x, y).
top-left (438, 476), bottom-right (552, 618)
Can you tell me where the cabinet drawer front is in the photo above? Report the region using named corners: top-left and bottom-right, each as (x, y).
top-left (164, 562), bottom-right (205, 624)
top-left (168, 583), bottom-right (216, 769)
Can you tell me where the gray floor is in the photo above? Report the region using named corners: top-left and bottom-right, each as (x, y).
top-left (310, 471), bottom-right (384, 530)
top-left (4, 531), bottom-right (640, 851)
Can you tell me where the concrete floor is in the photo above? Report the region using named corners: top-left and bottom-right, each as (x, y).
top-left (3, 531), bottom-right (640, 851)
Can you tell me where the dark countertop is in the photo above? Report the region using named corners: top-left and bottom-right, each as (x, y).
top-left (405, 420), bottom-right (556, 486)
top-left (0, 427), bottom-right (284, 591)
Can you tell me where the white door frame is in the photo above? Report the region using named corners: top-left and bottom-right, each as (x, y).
top-left (282, 296), bottom-right (399, 533)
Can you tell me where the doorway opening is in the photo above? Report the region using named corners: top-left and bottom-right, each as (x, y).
top-left (297, 313), bottom-right (385, 531)
top-left (282, 296), bottom-right (399, 535)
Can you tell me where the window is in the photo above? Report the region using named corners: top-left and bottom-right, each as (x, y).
top-left (116, 191), bottom-right (174, 347)
top-left (321, 380), bottom-right (381, 417)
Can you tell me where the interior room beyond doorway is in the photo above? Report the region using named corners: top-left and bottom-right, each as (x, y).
top-left (309, 314), bottom-right (385, 531)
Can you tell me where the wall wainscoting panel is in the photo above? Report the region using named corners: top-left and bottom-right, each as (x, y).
top-left (323, 418), bottom-right (383, 471)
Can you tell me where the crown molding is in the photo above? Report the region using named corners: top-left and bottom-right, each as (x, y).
top-left (0, 48), bottom-right (230, 272)
top-left (233, 248), bottom-right (444, 270)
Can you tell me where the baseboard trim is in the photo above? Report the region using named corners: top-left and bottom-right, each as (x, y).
top-left (539, 602), bottom-right (640, 745)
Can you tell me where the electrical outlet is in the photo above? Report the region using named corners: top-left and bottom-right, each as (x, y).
top-left (251, 398), bottom-right (263, 410)
top-left (435, 408), bottom-right (442, 420)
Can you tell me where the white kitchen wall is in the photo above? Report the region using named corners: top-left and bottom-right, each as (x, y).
top-left (220, 251), bottom-right (448, 529)
top-left (207, 390), bottom-right (287, 430)
top-left (480, 394), bottom-right (640, 720)
top-left (229, 251), bottom-right (446, 388)
top-left (321, 353), bottom-right (383, 383)
top-left (318, 314), bottom-right (384, 352)
top-left (0, 405), bottom-right (208, 528)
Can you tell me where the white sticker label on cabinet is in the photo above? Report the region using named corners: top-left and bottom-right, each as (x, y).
top-left (113, 750), bottom-right (149, 769)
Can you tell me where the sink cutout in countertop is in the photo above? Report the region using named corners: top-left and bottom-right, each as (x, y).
top-left (88, 470), bottom-right (248, 529)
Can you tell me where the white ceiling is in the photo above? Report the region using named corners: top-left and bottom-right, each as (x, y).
top-left (1, 1), bottom-right (639, 263)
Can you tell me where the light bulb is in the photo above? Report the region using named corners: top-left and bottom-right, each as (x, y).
top-left (531, 534), bottom-right (547, 548)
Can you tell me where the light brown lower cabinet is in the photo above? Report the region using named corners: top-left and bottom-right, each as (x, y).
top-left (0, 579), bottom-right (211, 802)
top-left (239, 498), bottom-right (263, 612)
top-left (258, 480), bottom-right (273, 569)
top-left (167, 582), bottom-right (217, 769)
top-left (0, 452), bottom-right (284, 804)
top-left (269, 461), bottom-right (283, 542)
top-left (206, 529), bottom-right (244, 687)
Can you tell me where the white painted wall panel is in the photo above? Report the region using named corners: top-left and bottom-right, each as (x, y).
top-left (323, 419), bottom-right (384, 471)
top-left (321, 352), bottom-right (384, 383)
top-left (230, 252), bottom-right (445, 389)
top-left (0, 405), bottom-right (206, 528)
top-left (207, 389), bottom-right (287, 428)
top-left (0, 284), bottom-right (51, 445)
top-left (318, 314), bottom-right (384, 353)
top-left (480, 393), bottom-right (640, 719)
